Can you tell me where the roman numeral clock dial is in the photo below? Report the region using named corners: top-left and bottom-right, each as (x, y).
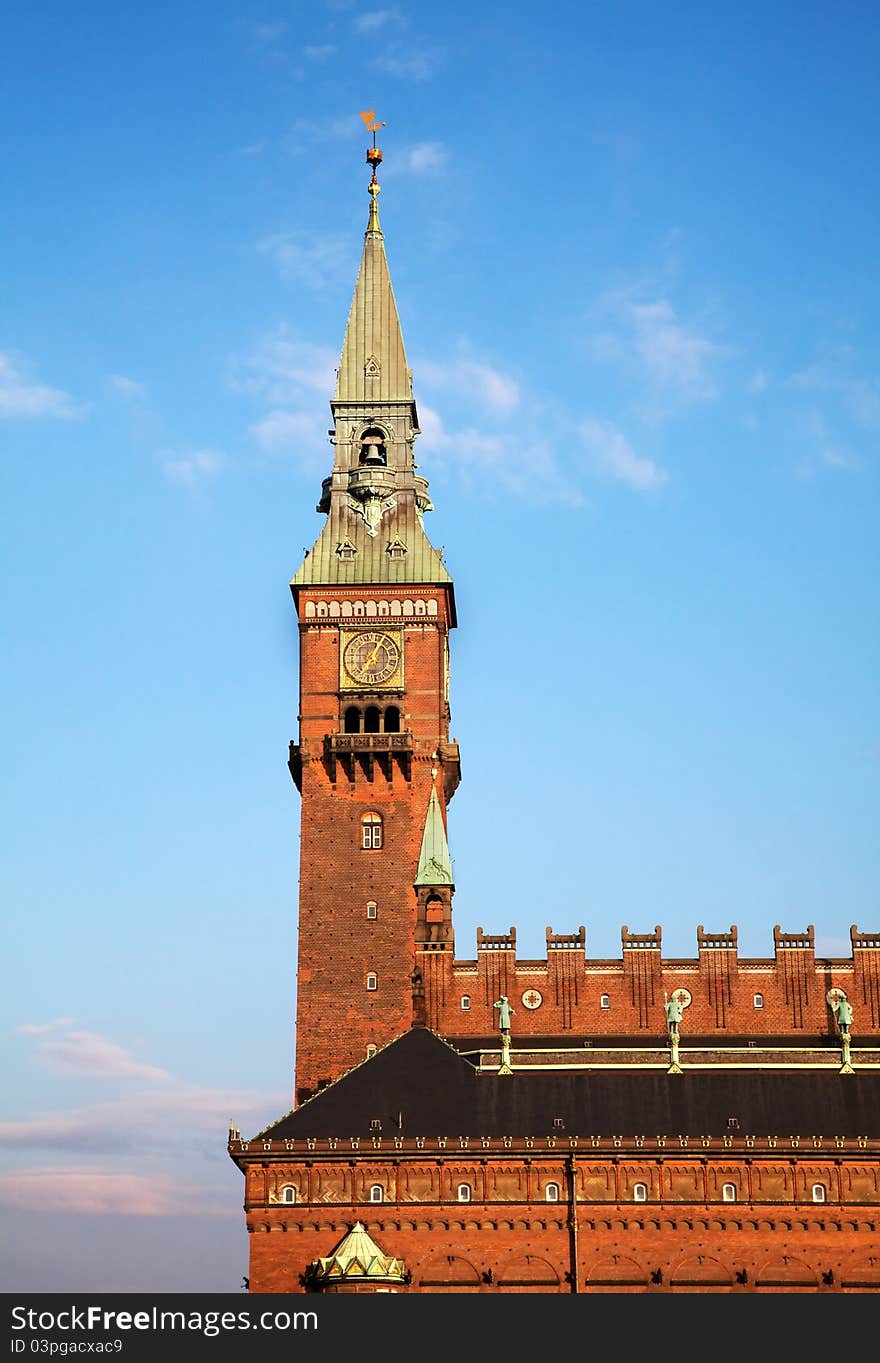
top-left (342, 630), bottom-right (402, 687)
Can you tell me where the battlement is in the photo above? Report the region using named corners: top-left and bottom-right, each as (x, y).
top-left (414, 921), bottom-right (880, 1039)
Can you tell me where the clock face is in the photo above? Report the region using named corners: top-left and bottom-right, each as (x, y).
top-left (343, 631), bottom-right (401, 686)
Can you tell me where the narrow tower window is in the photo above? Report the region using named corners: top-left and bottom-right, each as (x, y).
top-left (362, 813), bottom-right (383, 849)
top-left (600, 994), bottom-right (610, 1010)
top-left (633, 1183), bottom-right (648, 1202)
top-left (344, 706), bottom-right (361, 733)
top-left (460, 995), bottom-right (471, 1012)
top-left (369, 1184), bottom-right (384, 1203)
top-left (456, 1184), bottom-right (471, 1203)
top-left (545, 1183), bottom-right (560, 1203)
top-left (722, 1183), bottom-right (737, 1203)
top-left (366, 973), bottom-right (378, 992)
top-left (364, 705), bottom-right (381, 733)
top-left (811, 1183), bottom-right (827, 1203)
top-left (384, 705), bottom-right (401, 733)
top-left (281, 1186), bottom-right (296, 1204)
top-left (366, 901), bottom-right (378, 920)
top-left (753, 993), bottom-right (764, 1010)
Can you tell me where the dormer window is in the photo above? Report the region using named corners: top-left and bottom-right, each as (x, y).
top-left (359, 428), bottom-right (386, 466)
top-left (386, 538), bottom-right (407, 560)
top-left (336, 539), bottom-right (358, 560)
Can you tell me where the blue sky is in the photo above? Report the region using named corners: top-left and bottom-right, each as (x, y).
top-left (2, 1), bottom-right (878, 1291)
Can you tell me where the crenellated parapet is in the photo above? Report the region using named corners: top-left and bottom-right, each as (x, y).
top-left (420, 923), bottom-right (880, 1040)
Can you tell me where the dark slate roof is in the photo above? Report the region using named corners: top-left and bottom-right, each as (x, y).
top-left (258, 1028), bottom-right (880, 1140)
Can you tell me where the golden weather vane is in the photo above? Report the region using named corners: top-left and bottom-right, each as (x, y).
top-left (360, 110), bottom-right (386, 184)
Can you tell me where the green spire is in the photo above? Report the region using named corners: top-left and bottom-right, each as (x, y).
top-left (415, 785), bottom-right (454, 887)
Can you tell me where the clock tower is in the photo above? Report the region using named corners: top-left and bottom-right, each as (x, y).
top-left (288, 129), bottom-right (460, 1104)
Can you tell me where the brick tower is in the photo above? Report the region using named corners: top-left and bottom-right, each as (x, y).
top-left (288, 125), bottom-right (460, 1104)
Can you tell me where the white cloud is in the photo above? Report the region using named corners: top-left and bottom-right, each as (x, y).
top-left (233, 329), bottom-right (337, 406)
top-left (31, 1029), bottom-right (173, 1082)
top-left (17, 1019), bottom-right (76, 1036)
top-left (257, 230), bottom-right (353, 289)
top-left (355, 8), bottom-right (402, 32)
top-left (0, 352), bottom-right (85, 420)
top-left (401, 141), bottom-right (447, 174)
top-left (589, 295), bottom-right (723, 410)
top-left (418, 403), bottom-right (580, 502)
top-left (162, 449), bottom-right (227, 485)
top-left (820, 448), bottom-right (860, 471)
top-left (0, 1168), bottom-right (233, 1217)
top-left (579, 418), bottom-right (668, 491)
top-left (374, 48), bottom-right (435, 80)
top-left (629, 301), bottom-right (720, 401)
top-left (417, 355), bottom-right (520, 414)
top-left (109, 374), bottom-right (145, 399)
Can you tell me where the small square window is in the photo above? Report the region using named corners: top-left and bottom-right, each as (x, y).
top-left (366, 901), bottom-right (378, 920)
top-left (600, 994), bottom-right (610, 1010)
top-left (461, 995), bottom-right (470, 1011)
top-left (366, 973), bottom-right (378, 992)
top-left (753, 993), bottom-right (764, 1009)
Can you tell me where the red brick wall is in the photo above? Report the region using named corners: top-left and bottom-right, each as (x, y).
top-left (294, 588), bottom-right (455, 1098)
top-left (241, 1148), bottom-right (880, 1293)
top-left (422, 934), bottom-right (880, 1040)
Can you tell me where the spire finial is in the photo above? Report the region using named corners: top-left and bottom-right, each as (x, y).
top-left (360, 109), bottom-right (386, 233)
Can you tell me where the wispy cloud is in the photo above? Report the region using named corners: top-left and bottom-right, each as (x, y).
top-left (162, 449), bottom-right (228, 486)
top-left (27, 1028), bottom-right (173, 1082)
top-left (303, 44), bottom-right (337, 61)
top-left (590, 295), bottom-right (724, 411)
top-left (257, 230), bottom-right (354, 289)
top-left (17, 1019), bottom-right (76, 1036)
top-left (0, 1169), bottom-right (235, 1217)
top-left (373, 47), bottom-right (437, 81)
top-left (0, 352), bottom-right (85, 420)
top-left (232, 329), bottom-right (336, 406)
top-left (789, 353), bottom-right (880, 430)
top-left (232, 328), bottom-right (337, 468)
top-left (417, 353), bottom-right (520, 414)
top-left (355, 8), bottom-right (403, 32)
top-left (109, 374), bottom-right (145, 399)
top-left (418, 403), bottom-right (580, 503)
top-left (394, 141), bottom-right (448, 175)
top-left (579, 418), bottom-right (668, 491)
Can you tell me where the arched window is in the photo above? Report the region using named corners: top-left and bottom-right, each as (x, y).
top-left (753, 993), bottom-right (764, 1010)
top-left (456, 1184), bottom-right (471, 1203)
top-left (600, 994), bottom-right (610, 1010)
top-left (364, 705), bottom-right (381, 733)
top-left (633, 1183), bottom-right (648, 1202)
top-left (545, 1183), bottom-right (560, 1203)
top-left (384, 705), bottom-right (401, 733)
top-left (362, 813), bottom-right (382, 849)
top-left (812, 1183), bottom-right (827, 1203)
top-left (281, 1186), bottom-right (296, 1204)
top-left (366, 901), bottom-right (378, 920)
top-left (461, 995), bottom-right (471, 1012)
top-left (366, 973), bottom-right (378, 992)
top-left (722, 1183), bottom-right (737, 1203)
top-left (344, 706), bottom-right (361, 733)
top-left (369, 1184), bottom-right (384, 1203)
